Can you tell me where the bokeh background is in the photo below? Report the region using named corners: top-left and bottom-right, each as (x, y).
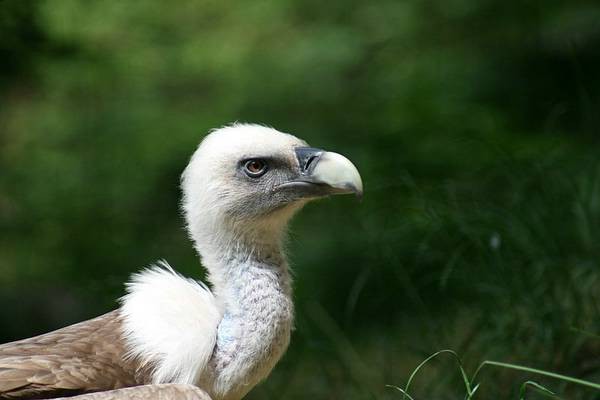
top-left (1, 1), bottom-right (600, 398)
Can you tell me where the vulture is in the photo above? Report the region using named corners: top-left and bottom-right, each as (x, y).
top-left (0, 124), bottom-right (363, 400)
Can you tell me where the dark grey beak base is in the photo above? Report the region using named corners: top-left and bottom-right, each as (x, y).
top-left (295, 147), bottom-right (324, 175)
top-left (274, 147), bottom-right (364, 199)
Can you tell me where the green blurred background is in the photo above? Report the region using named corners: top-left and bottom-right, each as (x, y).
top-left (1, 0), bottom-right (599, 398)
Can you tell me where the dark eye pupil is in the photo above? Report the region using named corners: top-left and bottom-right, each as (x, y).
top-left (249, 161), bottom-right (262, 172)
top-left (244, 159), bottom-right (267, 177)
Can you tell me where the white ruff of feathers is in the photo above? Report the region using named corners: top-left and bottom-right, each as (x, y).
top-left (119, 261), bottom-right (222, 384)
top-left (119, 124), bottom-right (305, 400)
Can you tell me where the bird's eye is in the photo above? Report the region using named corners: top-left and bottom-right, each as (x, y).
top-left (243, 159), bottom-right (268, 178)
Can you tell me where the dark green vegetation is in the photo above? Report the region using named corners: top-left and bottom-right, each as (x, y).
top-left (1, 1), bottom-right (599, 398)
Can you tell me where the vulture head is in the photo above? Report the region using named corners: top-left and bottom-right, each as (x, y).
top-left (181, 123), bottom-right (363, 257)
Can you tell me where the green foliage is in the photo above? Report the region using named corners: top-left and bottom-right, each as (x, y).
top-left (0, 0), bottom-right (599, 398)
top-left (388, 350), bottom-right (599, 399)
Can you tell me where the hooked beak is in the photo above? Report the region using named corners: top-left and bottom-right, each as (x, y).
top-left (277, 147), bottom-right (363, 199)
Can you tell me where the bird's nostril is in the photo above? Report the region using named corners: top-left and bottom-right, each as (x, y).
top-left (304, 155), bottom-right (318, 172)
top-left (295, 147), bottom-right (323, 174)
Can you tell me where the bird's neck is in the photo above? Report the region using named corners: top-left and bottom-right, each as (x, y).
top-left (197, 227), bottom-right (294, 399)
top-left (207, 236), bottom-right (292, 309)
top-left (199, 223), bottom-right (289, 295)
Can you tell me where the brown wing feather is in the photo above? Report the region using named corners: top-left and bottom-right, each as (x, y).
top-left (54, 384), bottom-right (211, 400)
top-left (0, 311), bottom-right (149, 399)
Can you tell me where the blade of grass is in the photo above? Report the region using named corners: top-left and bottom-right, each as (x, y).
top-left (386, 385), bottom-right (416, 400)
top-left (401, 349), bottom-right (474, 400)
top-left (397, 352), bottom-right (599, 400)
top-left (471, 360), bottom-right (600, 391)
top-left (519, 380), bottom-right (560, 400)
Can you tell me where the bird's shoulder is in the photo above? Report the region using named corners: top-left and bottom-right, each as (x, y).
top-left (0, 310), bottom-right (144, 399)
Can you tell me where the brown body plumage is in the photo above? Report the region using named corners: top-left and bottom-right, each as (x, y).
top-left (55, 384), bottom-right (211, 400)
top-left (0, 311), bottom-right (146, 399)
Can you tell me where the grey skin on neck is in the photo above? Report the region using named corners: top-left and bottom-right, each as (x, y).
top-left (197, 226), bottom-right (294, 400)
